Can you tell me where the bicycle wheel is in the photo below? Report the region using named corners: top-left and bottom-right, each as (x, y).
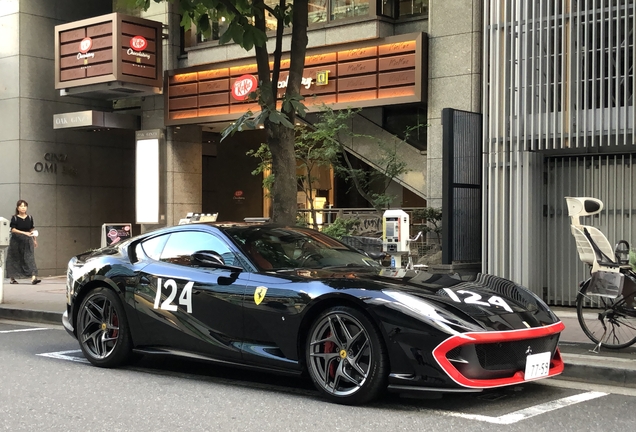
top-left (576, 280), bottom-right (636, 349)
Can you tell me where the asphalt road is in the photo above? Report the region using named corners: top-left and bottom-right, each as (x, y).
top-left (1, 319), bottom-right (636, 432)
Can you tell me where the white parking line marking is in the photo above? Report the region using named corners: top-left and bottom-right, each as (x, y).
top-left (438, 391), bottom-right (608, 424)
top-left (0, 328), bottom-right (49, 334)
top-left (37, 349), bottom-right (89, 364)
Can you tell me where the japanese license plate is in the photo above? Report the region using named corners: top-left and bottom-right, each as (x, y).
top-left (524, 351), bottom-right (551, 380)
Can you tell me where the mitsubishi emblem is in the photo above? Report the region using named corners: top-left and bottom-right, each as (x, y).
top-left (525, 346), bottom-right (533, 355)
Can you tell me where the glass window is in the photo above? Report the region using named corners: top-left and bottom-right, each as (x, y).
top-left (310, 0), bottom-right (328, 23)
top-left (160, 231), bottom-right (236, 267)
top-left (141, 235), bottom-right (169, 261)
top-left (399, 0), bottom-right (428, 17)
top-left (330, 0), bottom-right (370, 21)
top-left (224, 225), bottom-right (380, 271)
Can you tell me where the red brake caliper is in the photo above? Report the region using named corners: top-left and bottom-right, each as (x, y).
top-left (324, 331), bottom-right (336, 379)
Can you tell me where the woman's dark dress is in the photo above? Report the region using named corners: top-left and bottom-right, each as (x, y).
top-left (6, 215), bottom-right (38, 279)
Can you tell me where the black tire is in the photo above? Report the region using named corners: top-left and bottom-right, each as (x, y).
top-left (305, 306), bottom-right (388, 405)
top-left (77, 287), bottom-right (133, 367)
top-left (576, 280), bottom-right (636, 349)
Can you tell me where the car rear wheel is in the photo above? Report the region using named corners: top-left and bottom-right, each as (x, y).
top-left (77, 287), bottom-right (133, 367)
top-left (305, 306), bottom-right (388, 405)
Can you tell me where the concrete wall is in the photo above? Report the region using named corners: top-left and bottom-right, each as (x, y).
top-left (426, 0), bottom-right (483, 208)
top-left (0, 0), bottom-right (139, 276)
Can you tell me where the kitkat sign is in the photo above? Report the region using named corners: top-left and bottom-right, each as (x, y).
top-left (130, 35), bottom-right (148, 51)
top-left (232, 75), bottom-right (258, 100)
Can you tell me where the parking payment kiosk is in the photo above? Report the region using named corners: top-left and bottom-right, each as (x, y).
top-left (0, 217), bottom-right (11, 303)
top-left (382, 209), bottom-right (409, 268)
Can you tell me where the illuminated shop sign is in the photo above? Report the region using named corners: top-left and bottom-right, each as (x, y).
top-left (166, 32), bottom-right (428, 124)
top-left (54, 13), bottom-right (163, 92)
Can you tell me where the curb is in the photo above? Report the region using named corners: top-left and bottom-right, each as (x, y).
top-left (0, 307), bottom-right (63, 325)
top-left (557, 352), bottom-right (636, 388)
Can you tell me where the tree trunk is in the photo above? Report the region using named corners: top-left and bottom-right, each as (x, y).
top-left (267, 0), bottom-right (308, 225)
top-left (268, 123), bottom-right (298, 225)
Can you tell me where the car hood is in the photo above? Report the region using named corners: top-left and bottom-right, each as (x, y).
top-left (286, 268), bottom-right (559, 331)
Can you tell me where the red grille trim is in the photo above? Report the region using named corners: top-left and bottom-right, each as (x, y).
top-left (432, 321), bottom-right (565, 388)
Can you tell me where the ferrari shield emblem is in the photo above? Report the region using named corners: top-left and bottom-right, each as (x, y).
top-left (254, 286), bottom-right (268, 305)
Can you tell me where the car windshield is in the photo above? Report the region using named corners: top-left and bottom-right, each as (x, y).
top-left (223, 225), bottom-right (380, 271)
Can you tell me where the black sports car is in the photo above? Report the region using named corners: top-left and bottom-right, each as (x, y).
top-left (63, 223), bottom-right (564, 405)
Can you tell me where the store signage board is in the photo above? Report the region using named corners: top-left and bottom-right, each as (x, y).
top-left (165, 32), bottom-right (428, 125)
top-left (54, 13), bottom-right (163, 93)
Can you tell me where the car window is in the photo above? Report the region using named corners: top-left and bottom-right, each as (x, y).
top-left (140, 235), bottom-right (169, 261)
top-left (160, 231), bottom-right (235, 267)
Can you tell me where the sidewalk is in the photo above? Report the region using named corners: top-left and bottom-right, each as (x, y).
top-left (1, 276), bottom-right (635, 388)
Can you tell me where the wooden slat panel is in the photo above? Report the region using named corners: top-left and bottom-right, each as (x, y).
top-left (378, 86), bottom-right (415, 98)
top-left (305, 94), bottom-right (337, 106)
top-left (87, 22), bottom-right (112, 38)
top-left (170, 83), bottom-right (198, 97)
top-left (302, 80), bottom-right (336, 95)
top-left (169, 110), bottom-right (199, 120)
top-left (199, 79), bottom-right (230, 94)
top-left (337, 89), bottom-right (377, 103)
top-left (230, 64), bottom-right (258, 76)
top-left (304, 64), bottom-right (337, 79)
top-left (378, 54), bottom-right (416, 71)
top-left (169, 96), bottom-right (198, 110)
top-left (121, 62), bottom-right (156, 79)
top-left (85, 63), bottom-right (113, 77)
top-left (230, 102), bottom-right (259, 113)
top-left (198, 69), bottom-right (229, 80)
top-left (337, 59), bottom-right (378, 77)
top-left (169, 73), bottom-right (198, 84)
top-left (305, 52), bottom-right (337, 66)
top-left (337, 75), bottom-right (377, 91)
top-left (378, 40), bottom-right (416, 56)
top-left (60, 28), bottom-right (85, 43)
top-left (378, 70), bottom-right (415, 88)
top-left (61, 49), bottom-right (113, 69)
top-left (337, 46), bottom-right (377, 61)
top-left (121, 21), bottom-right (156, 40)
top-left (60, 68), bottom-right (86, 81)
top-left (121, 49), bottom-right (156, 66)
top-left (199, 106), bottom-right (230, 117)
top-left (199, 93), bottom-right (229, 107)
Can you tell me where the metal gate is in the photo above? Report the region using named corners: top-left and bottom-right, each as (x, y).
top-left (545, 154), bottom-right (636, 305)
top-left (441, 108), bottom-right (483, 264)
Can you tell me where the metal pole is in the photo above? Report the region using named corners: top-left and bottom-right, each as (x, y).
top-left (0, 249), bottom-right (5, 304)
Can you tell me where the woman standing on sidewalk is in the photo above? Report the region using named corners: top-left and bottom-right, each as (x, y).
top-left (6, 200), bottom-right (41, 285)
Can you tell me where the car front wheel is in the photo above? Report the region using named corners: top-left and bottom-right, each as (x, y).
top-left (77, 287), bottom-right (132, 368)
top-left (305, 306), bottom-right (388, 405)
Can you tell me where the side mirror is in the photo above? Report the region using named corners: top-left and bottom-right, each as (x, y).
top-left (191, 250), bottom-right (243, 272)
top-left (615, 240), bottom-right (631, 265)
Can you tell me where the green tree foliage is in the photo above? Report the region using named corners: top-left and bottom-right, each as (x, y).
top-left (127, 0), bottom-right (308, 225)
top-left (248, 106), bottom-right (412, 229)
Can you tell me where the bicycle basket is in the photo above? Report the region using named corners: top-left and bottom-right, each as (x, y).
top-left (587, 271), bottom-right (624, 298)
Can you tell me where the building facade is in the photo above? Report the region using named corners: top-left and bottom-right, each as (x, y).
top-left (3, 0), bottom-right (482, 276)
top-left (483, 0), bottom-right (635, 304)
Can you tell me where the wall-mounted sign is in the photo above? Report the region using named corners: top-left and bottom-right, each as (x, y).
top-left (316, 71), bottom-right (329, 86)
top-left (54, 13), bottom-right (163, 97)
top-left (231, 75), bottom-right (258, 101)
top-left (33, 153), bottom-right (77, 177)
top-left (79, 37), bottom-right (93, 53)
top-left (129, 35), bottom-right (148, 51)
top-left (166, 32), bottom-right (427, 124)
top-left (101, 223), bottom-right (132, 247)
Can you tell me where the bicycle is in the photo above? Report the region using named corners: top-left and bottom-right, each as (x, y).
top-left (566, 197), bottom-right (636, 352)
